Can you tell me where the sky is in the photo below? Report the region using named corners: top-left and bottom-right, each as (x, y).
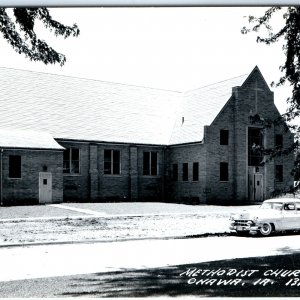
top-left (0, 7), bottom-right (291, 113)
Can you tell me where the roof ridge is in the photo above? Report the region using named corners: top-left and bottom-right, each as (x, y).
top-left (0, 66), bottom-right (182, 94)
top-left (184, 73), bottom-right (248, 93)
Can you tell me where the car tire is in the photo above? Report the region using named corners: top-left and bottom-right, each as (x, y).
top-left (259, 223), bottom-right (273, 236)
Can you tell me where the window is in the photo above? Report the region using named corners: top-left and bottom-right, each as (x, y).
top-left (248, 127), bottom-right (264, 166)
top-left (172, 164), bottom-right (178, 181)
top-left (63, 148), bottom-right (80, 174)
top-left (284, 203), bottom-right (295, 211)
top-left (220, 162), bottom-right (229, 181)
top-left (182, 163), bottom-right (188, 181)
top-left (104, 150), bottom-right (121, 175)
top-left (220, 129), bottom-right (229, 145)
top-left (143, 151), bottom-right (158, 176)
top-left (275, 134), bottom-right (283, 148)
top-left (9, 155), bottom-right (21, 178)
top-left (275, 165), bottom-right (283, 182)
top-left (193, 162), bottom-right (199, 181)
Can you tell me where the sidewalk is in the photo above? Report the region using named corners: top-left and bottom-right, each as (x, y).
top-left (0, 202), bottom-right (258, 220)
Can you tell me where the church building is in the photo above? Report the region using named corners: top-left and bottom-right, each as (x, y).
top-left (0, 66), bottom-right (294, 205)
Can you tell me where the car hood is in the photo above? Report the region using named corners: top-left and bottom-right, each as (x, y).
top-left (232, 209), bottom-right (282, 220)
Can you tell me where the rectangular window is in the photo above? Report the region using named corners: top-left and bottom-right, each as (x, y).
top-left (63, 148), bottom-right (80, 174)
top-left (275, 134), bottom-right (283, 148)
top-left (193, 162), bottom-right (199, 181)
top-left (182, 163), bottom-right (188, 181)
top-left (220, 162), bottom-right (229, 181)
top-left (248, 127), bottom-right (264, 166)
top-left (104, 149), bottom-right (121, 175)
top-left (220, 129), bottom-right (229, 145)
top-left (172, 163), bottom-right (178, 181)
top-left (143, 151), bottom-right (158, 176)
top-left (151, 152), bottom-right (157, 176)
top-left (9, 155), bottom-right (21, 178)
top-left (275, 165), bottom-right (283, 182)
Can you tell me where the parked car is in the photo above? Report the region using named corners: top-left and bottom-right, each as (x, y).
top-left (230, 198), bottom-right (300, 236)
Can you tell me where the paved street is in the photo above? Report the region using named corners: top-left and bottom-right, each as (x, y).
top-left (0, 233), bottom-right (300, 282)
top-left (0, 234), bottom-right (300, 297)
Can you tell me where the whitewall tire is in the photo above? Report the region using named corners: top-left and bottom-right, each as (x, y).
top-left (259, 223), bottom-right (273, 236)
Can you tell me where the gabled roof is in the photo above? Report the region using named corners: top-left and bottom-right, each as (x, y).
top-left (169, 74), bottom-right (248, 145)
top-left (0, 67), bottom-right (181, 145)
top-left (0, 67), bottom-right (255, 146)
top-left (0, 128), bottom-right (64, 150)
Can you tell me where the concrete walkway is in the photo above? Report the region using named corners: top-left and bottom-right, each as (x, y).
top-left (49, 204), bottom-right (107, 216)
top-left (0, 202), bottom-right (260, 221)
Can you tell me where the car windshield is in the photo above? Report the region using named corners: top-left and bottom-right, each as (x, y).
top-left (260, 202), bottom-right (283, 210)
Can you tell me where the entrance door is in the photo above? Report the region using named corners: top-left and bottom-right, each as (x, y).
top-left (39, 172), bottom-right (52, 204)
top-left (254, 174), bottom-right (263, 201)
top-left (248, 173), bottom-right (264, 202)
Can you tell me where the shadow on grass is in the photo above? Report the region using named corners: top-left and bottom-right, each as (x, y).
top-left (58, 252), bottom-right (300, 297)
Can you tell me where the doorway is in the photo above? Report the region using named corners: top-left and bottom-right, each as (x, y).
top-left (39, 172), bottom-right (52, 204)
top-left (248, 173), bottom-right (264, 202)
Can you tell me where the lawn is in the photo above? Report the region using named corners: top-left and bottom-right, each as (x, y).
top-left (0, 202), bottom-right (258, 246)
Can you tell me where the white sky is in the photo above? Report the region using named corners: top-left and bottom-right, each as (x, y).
top-left (0, 7), bottom-right (291, 113)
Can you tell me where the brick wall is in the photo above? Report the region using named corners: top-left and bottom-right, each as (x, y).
top-left (167, 143), bottom-right (206, 204)
top-left (2, 67), bottom-right (292, 206)
top-left (59, 141), bottom-right (90, 202)
top-left (98, 144), bottom-right (130, 201)
top-left (204, 96), bottom-right (236, 204)
top-left (58, 141), bottom-right (165, 202)
top-left (1, 149), bottom-right (63, 205)
top-left (204, 68), bottom-right (294, 204)
top-left (58, 68), bottom-right (294, 205)
top-left (137, 146), bottom-right (164, 201)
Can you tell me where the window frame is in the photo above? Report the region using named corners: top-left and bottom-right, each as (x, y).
top-left (220, 129), bottom-right (229, 146)
top-left (104, 149), bottom-right (121, 175)
top-left (143, 151), bottom-right (158, 176)
top-left (248, 127), bottom-right (264, 166)
top-left (8, 155), bottom-right (21, 179)
top-left (275, 134), bottom-right (283, 148)
top-left (63, 148), bottom-right (80, 175)
top-left (182, 163), bottom-right (188, 181)
top-left (275, 165), bottom-right (283, 182)
top-left (220, 162), bottom-right (229, 182)
top-left (193, 162), bottom-right (199, 181)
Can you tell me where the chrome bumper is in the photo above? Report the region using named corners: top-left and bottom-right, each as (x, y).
top-left (230, 224), bottom-right (259, 233)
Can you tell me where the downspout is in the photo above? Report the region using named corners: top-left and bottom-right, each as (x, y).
top-left (0, 149), bottom-right (3, 206)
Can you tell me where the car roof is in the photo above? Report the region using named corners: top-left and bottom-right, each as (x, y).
top-left (264, 198), bottom-right (300, 204)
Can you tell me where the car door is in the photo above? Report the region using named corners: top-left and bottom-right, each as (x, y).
top-left (281, 202), bottom-right (298, 230)
top-left (295, 202), bottom-right (300, 229)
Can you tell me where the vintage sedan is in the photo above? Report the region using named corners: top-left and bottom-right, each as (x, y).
top-left (230, 198), bottom-right (300, 236)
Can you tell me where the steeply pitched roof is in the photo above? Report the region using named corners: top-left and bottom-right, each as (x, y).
top-left (0, 67), bottom-right (181, 145)
top-left (169, 74), bottom-right (248, 145)
top-left (0, 128), bottom-right (64, 150)
top-left (0, 67), bottom-right (251, 146)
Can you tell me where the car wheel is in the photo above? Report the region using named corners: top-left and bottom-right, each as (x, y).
top-left (259, 223), bottom-right (273, 236)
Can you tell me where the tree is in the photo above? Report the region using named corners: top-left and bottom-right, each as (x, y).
top-left (242, 6), bottom-right (300, 193)
top-left (0, 8), bottom-right (79, 66)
